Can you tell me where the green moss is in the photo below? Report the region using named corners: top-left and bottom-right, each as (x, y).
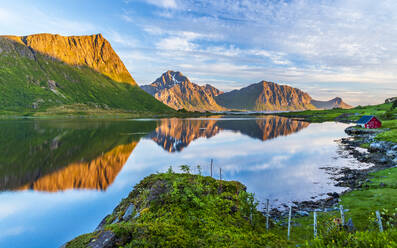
top-left (359, 143), bottom-right (370, 149)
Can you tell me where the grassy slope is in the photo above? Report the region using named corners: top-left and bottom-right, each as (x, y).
top-left (277, 102), bottom-right (396, 122)
top-left (0, 51), bottom-right (174, 116)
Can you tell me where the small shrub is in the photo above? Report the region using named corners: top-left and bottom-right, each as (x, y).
top-left (180, 165), bottom-right (190, 174)
top-left (392, 100), bottom-right (397, 110)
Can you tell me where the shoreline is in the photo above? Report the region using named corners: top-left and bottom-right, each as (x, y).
top-left (269, 125), bottom-right (396, 219)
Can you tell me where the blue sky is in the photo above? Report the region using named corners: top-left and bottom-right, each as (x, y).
top-left (0, 0), bottom-right (396, 105)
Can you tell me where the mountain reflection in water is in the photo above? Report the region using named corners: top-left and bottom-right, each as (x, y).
top-left (0, 120), bottom-right (155, 192)
top-left (0, 116), bottom-right (308, 193)
top-left (146, 116), bottom-right (309, 152)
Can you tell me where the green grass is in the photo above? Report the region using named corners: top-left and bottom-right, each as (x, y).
top-left (283, 167), bottom-right (397, 245)
top-left (278, 103), bottom-right (395, 123)
top-left (376, 119), bottom-right (397, 142)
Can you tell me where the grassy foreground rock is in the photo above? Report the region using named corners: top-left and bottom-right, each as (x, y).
top-left (64, 171), bottom-right (286, 248)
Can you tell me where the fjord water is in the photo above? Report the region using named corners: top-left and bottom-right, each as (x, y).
top-left (0, 117), bottom-right (366, 247)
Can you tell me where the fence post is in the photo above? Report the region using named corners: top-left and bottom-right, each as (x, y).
top-left (219, 168), bottom-right (222, 193)
top-left (340, 205), bottom-right (345, 226)
top-left (210, 159), bottom-right (213, 177)
top-left (376, 211), bottom-right (383, 232)
top-left (314, 211), bottom-right (317, 239)
top-left (287, 206), bottom-right (292, 240)
top-left (266, 199), bottom-right (270, 231)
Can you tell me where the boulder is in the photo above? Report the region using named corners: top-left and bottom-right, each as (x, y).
top-left (122, 204), bottom-right (135, 221)
top-left (88, 231), bottom-right (117, 248)
top-left (147, 180), bottom-right (169, 202)
top-left (95, 214), bottom-right (110, 232)
top-left (369, 142), bottom-right (386, 152)
top-left (346, 218), bottom-right (355, 232)
top-left (296, 210), bottom-right (309, 217)
top-left (386, 150), bottom-right (397, 158)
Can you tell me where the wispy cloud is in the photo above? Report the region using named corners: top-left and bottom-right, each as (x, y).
top-left (143, 0), bottom-right (178, 9)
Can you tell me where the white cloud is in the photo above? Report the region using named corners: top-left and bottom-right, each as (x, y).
top-left (144, 0), bottom-right (177, 9)
top-left (156, 36), bottom-right (196, 51)
top-left (0, 227), bottom-right (25, 240)
top-left (121, 14), bottom-right (134, 23)
top-left (106, 31), bottom-right (139, 48)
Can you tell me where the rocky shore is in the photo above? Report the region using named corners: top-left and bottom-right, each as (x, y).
top-left (269, 125), bottom-right (397, 219)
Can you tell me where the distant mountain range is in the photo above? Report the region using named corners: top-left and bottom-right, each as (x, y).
top-left (0, 33), bottom-right (172, 114)
top-left (142, 71), bottom-right (351, 112)
top-left (0, 33), bottom-right (351, 115)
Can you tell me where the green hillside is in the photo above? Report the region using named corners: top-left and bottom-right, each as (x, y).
top-left (0, 36), bottom-right (174, 116)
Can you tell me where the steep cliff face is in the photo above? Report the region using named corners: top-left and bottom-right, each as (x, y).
top-left (0, 34), bottom-right (172, 113)
top-left (215, 81), bottom-right (316, 111)
top-left (141, 71), bottom-right (225, 112)
top-left (3, 33), bottom-right (135, 85)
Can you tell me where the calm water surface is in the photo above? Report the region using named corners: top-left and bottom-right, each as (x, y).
top-left (0, 116), bottom-right (370, 247)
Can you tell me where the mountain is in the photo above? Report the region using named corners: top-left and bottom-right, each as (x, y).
top-left (215, 81), bottom-right (351, 111)
top-left (385, 97), bottom-right (397, 104)
top-left (141, 71), bottom-right (225, 112)
top-left (0, 33), bottom-right (173, 114)
top-left (215, 81), bottom-right (316, 111)
top-left (311, 97), bottom-right (352, 109)
top-left (146, 116), bottom-right (309, 152)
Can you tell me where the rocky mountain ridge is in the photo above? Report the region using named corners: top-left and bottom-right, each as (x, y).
top-left (215, 81), bottom-right (315, 111)
top-left (141, 71), bottom-right (225, 111)
top-left (142, 71), bottom-right (351, 112)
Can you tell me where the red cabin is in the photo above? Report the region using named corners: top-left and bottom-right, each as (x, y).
top-left (357, 115), bottom-right (382, 129)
